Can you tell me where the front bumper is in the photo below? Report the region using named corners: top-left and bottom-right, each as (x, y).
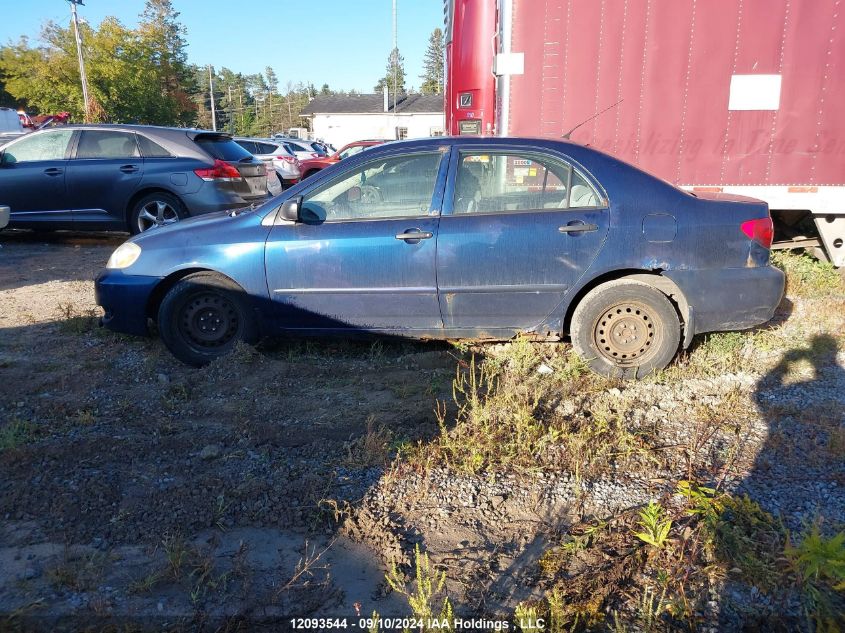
top-left (95, 270), bottom-right (163, 336)
top-left (664, 265), bottom-right (785, 335)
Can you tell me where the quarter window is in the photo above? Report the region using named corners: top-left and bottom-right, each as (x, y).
top-left (453, 152), bottom-right (603, 214)
top-left (137, 135), bottom-right (172, 158)
top-left (76, 130), bottom-right (139, 159)
top-left (1, 130), bottom-right (74, 163)
top-left (301, 152), bottom-right (443, 222)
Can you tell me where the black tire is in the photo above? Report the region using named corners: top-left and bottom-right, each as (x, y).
top-left (157, 272), bottom-right (258, 367)
top-left (128, 192), bottom-right (185, 235)
top-left (570, 279), bottom-right (681, 379)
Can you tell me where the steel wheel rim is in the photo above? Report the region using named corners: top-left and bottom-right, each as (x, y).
top-left (178, 292), bottom-right (239, 349)
top-left (137, 200), bottom-right (179, 232)
top-left (593, 301), bottom-right (660, 366)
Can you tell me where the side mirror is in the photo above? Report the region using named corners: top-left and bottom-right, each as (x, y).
top-left (279, 196), bottom-right (302, 222)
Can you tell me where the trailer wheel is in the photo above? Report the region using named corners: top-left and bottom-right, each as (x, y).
top-left (570, 279), bottom-right (681, 379)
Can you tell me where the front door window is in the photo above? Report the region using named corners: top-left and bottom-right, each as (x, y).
top-left (300, 152), bottom-right (443, 222)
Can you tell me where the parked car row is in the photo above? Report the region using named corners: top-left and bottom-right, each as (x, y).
top-left (0, 122), bottom-right (395, 235)
top-left (0, 125), bottom-right (269, 234)
top-left (234, 137), bottom-right (301, 189)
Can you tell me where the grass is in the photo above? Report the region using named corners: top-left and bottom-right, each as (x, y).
top-left (771, 250), bottom-right (843, 299)
top-left (0, 419), bottom-right (35, 451)
top-left (56, 302), bottom-right (99, 335)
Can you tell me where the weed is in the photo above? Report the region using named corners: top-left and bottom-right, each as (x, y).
top-left (213, 495), bottom-right (233, 531)
top-left (74, 408), bottom-right (96, 426)
top-left (0, 419), bottom-right (35, 451)
top-left (786, 524), bottom-right (845, 629)
top-left (345, 415), bottom-right (393, 468)
top-left (786, 525), bottom-right (845, 588)
top-left (46, 548), bottom-right (106, 592)
top-left (634, 501), bottom-right (672, 550)
top-left (128, 569), bottom-right (163, 594)
top-left (56, 303), bottom-right (98, 335)
top-left (771, 250), bottom-right (843, 299)
top-left (386, 544), bottom-right (453, 630)
top-left (514, 601), bottom-right (545, 632)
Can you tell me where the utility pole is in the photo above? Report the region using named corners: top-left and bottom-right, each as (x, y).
top-left (392, 0), bottom-right (398, 137)
top-left (67, 0), bottom-right (91, 122)
top-left (228, 85), bottom-right (234, 134)
top-left (208, 65), bottom-right (217, 131)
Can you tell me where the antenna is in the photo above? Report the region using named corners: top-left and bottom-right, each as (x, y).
top-left (562, 98), bottom-right (623, 140)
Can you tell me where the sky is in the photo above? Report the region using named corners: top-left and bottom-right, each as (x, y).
top-left (0, 0), bottom-right (444, 93)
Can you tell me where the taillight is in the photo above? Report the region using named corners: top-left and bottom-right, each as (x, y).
top-left (277, 155), bottom-right (297, 163)
top-left (194, 159), bottom-right (242, 182)
top-left (741, 217), bottom-right (774, 249)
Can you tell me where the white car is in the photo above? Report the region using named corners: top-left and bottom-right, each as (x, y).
top-left (276, 137), bottom-right (322, 161)
top-left (0, 205), bottom-right (9, 229)
top-left (234, 138), bottom-right (301, 189)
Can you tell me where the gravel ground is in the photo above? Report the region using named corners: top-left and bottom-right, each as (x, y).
top-left (0, 229), bottom-right (843, 631)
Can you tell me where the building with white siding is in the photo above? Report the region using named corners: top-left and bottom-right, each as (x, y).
top-left (300, 93), bottom-right (445, 149)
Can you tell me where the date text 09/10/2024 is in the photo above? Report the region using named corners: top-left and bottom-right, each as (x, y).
top-left (289, 617), bottom-right (541, 630)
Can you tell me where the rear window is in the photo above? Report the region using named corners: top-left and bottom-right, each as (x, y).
top-left (195, 136), bottom-right (254, 161)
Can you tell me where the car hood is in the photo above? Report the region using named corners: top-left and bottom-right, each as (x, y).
top-left (129, 204), bottom-right (272, 250)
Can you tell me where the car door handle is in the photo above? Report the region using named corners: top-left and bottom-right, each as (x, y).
top-left (43, 167), bottom-right (63, 176)
top-left (395, 231), bottom-right (433, 241)
top-left (119, 165), bottom-right (140, 173)
top-left (558, 223), bottom-right (598, 233)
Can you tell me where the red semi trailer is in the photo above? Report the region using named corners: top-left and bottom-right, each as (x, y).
top-left (444, 0), bottom-right (845, 266)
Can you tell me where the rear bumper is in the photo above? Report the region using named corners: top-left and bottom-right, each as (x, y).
top-left (95, 270), bottom-right (163, 336)
top-left (663, 265), bottom-right (785, 336)
top-left (180, 185), bottom-right (266, 217)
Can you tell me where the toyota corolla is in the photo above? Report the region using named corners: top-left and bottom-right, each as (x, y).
top-left (95, 137), bottom-right (784, 378)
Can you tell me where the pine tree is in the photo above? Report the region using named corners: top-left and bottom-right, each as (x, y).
top-left (138, 0), bottom-right (195, 124)
top-left (420, 28), bottom-right (444, 95)
top-left (374, 48), bottom-right (406, 95)
top-left (265, 66), bottom-right (278, 95)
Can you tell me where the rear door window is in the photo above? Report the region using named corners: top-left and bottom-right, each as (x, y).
top-left (76, 130), bottom-right (140, 159)
top-left (452, 152), bottom-right (603, 213)
top-left (196, 136), bottom-right (254, 161)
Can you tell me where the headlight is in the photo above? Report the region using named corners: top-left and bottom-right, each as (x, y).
top-left (106, 242), bottom-right (142, 269)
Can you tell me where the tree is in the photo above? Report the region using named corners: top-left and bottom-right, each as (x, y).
top-left (0, 3), bottom-right (196, 124)
top-left (420, 28), bottom-right (444, 95)
top-left (374, 48), bottom-right (406, 95)
top-left (320, 83), bottom-right (332, 95)
top-left (138, 0), bottom-right (196, 124)
top-left (265, 66), bottom-right (278, 95)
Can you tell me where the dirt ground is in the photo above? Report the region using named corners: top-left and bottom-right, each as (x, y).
top-left (0, 229), bottom-right (843, 632)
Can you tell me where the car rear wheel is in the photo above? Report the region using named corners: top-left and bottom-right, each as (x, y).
top-left (570, 279), bottom-right (681, 379)
top-left (158, 272), bottom-right (258, 367)
top-left (129, 192), bottom-right (185, 234)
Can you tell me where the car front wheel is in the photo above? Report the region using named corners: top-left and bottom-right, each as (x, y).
top-left (158, 272), bottom-right (258, 367)
top-left (570, 279), bottom-right (681, 379)
top-left (129, 192), bottom-right (185, 234)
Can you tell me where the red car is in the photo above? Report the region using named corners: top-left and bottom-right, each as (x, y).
top-left (299, 140), bottom-right (386, 179)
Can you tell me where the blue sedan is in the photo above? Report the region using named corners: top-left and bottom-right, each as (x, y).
top-left (95, 137), bottom-right (784, 378)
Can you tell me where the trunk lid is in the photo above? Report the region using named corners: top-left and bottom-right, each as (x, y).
top-left (194, 133), bottom-right (268, 201)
